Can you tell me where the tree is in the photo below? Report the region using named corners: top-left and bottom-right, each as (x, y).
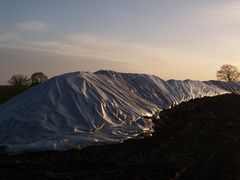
top-left (31, 72), bottom-right (48, 85)
top-left (8, 74), bottom-right (32, 87)
top-left (216, 64), bottom-right (240, 82)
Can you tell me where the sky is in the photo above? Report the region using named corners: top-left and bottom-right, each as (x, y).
top-left (1, 0), bottom-right (240, 84)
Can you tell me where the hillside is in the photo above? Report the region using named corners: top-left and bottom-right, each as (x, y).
top-left (0, 86), bottom-right (27, 105)
top-left (1, 94), bottom-right (240, 179)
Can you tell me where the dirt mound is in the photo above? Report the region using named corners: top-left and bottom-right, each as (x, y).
top-left (1, 94), bottom-right (240, 179)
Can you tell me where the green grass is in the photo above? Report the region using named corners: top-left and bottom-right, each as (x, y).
top-left (0, 85), bottom-right (28, 105)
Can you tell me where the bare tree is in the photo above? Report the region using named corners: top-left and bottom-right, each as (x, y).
top-left (217, 64), bottom-right (240, 82)
top-left (8, 74), bottom-right (32, 87)
top-left (31, 72), bottom-right (48, 85)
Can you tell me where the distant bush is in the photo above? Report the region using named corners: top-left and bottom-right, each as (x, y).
top-left (31, 72), bottom-right (48, 85)
top-left (7, 72), bottom-right (48, 87)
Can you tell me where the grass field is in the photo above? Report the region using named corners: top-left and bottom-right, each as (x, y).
top-left (0, 86), bottom-right (28, 105)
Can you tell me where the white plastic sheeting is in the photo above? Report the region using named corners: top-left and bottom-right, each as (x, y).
top-left (0, 70), bottom-right (238, 152)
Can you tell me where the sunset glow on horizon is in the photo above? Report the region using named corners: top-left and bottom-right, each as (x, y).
top-left (1, 0), bottom-right (240, 84)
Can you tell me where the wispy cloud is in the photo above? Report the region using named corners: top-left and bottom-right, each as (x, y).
top-left (0, 30), bottom-right (223, 80)
top-left (33, 34), bottom-right (194, 64)
top-left (16, 21), bottom-right (50, 32)
top-left (0, 29), bottom-right (188, 64)
top-left (0, 33), bottom-right (19, 42)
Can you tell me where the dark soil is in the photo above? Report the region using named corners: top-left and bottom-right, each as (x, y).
top-left (1, 94), bottom-right (240, 179)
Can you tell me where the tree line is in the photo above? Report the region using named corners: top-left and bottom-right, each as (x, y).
top-left (8, 72), bottom-right (48, 87)
top-left (6, 64), bottom-right (240, 88)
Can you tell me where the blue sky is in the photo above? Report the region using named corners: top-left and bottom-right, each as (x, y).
top-left (1, 0), bottom-right (240, 83)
